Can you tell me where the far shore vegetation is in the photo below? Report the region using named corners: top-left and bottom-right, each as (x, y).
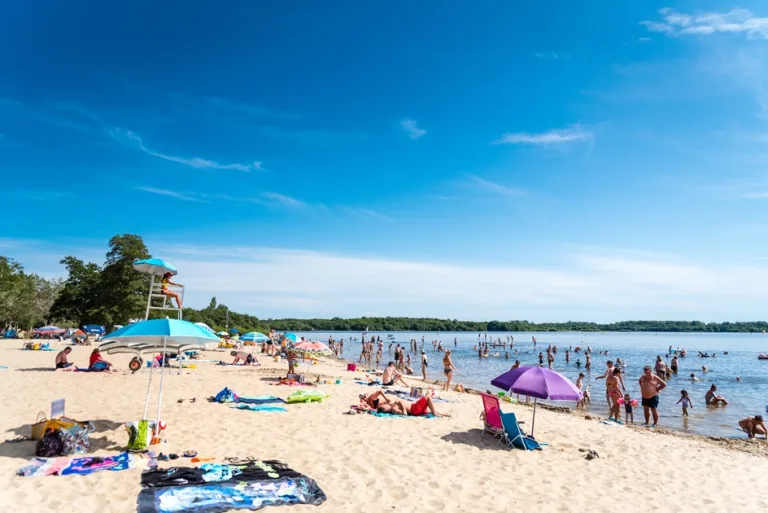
top-left (2, 234), bottom-right (767, 335)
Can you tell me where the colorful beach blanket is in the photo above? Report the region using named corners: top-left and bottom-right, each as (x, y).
top-left (138, 460), bottom-right (326, 513)
top-left (211, 387), bottom-right (285, 404)
top-left (18, 452), bottom-right (137, 477)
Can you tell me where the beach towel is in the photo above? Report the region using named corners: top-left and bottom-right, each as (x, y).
top-left (18, 452), bottom-right (136, 477)
top-left (231, 404), bottom-right (287, 413)
top-left (212, 388), bottom-right (286, 404)
top-left (367, 411), bottom-right (435, 419)
top-left (138, 460), bottom-right (326, 513)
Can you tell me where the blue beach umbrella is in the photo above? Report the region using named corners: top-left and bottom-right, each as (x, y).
top-left (101, 319), bottom-right (220, 427)
top-left (132, 258), bottom-right (178, 276)
top-left (82, 324), bottom-right (106, 335)
top-left (284, 333), bottom-right (298, 343)
top-left (241, 332), bottom-right (270, 343)
top-left (229, 328), bottom-right (240, 335)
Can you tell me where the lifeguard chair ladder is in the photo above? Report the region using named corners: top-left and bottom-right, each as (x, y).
top-left (132, 258), bottom-right (184, 321)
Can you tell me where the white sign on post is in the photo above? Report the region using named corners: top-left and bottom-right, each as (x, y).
top-left (51, 399), bottom-right (65, 419)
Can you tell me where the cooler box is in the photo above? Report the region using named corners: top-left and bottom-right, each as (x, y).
top-left (347, 363), bottom-right (357, 372)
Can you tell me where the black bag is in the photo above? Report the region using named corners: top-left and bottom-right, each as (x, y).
top-left (36, 428), bottom-right (64, 457)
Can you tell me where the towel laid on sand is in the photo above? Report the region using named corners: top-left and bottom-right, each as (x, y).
top-left (231, 404), bottom-right (287, 413)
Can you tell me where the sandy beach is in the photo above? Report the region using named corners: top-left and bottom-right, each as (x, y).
top-left (1, 340), bottom-right (767, 513)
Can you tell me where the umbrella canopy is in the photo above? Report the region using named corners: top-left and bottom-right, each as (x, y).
top-left (132, 258), bottom-right (178, 276)
top-left (229, 328), bottom-right (240, 335)
top-left (216, 331), bottom-right (229, 337)
top-left (283, 333), bottom-right (298, 343)
top-left (491, 366), bottom-right (581, 437)
top-left (292, 340), bottom-right (332, 356)
top-left (102, 319), bottom-right (220, 347)
top-left (194, 322), bottom-right (215, 334)
top-left (241, 332), bottom-right (270, 342)
top-left (82, 324), bottom-right (106, 335)
top-left (491, 366), bottom-right (582, 401)
top-left (34, 325), bottom-right (65, 335)
top-left (72, 330), bottom-right (86, 340)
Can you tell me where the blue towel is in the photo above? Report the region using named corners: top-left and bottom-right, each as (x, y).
top-left (231, 404), bottom-right (287, 412)
top-left (236, 395), bottom-right (286, 404)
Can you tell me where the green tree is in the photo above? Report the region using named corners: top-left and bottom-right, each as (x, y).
top-left (50, 256), bottom-right (102, 326)
top-left (95, 234), bottom-right (151, 326)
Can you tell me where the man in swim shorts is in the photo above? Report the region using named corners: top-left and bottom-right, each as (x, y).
top-left (381, 362), bottom-right (409, 387)
top-left (738, 415), bottom-right (767, 439)
top-left (639, 366), bottom-right (666, 427)
top-left (231, 350), bottom-right (257, 366)
top-left (55, 347), bottom-right (74, 370)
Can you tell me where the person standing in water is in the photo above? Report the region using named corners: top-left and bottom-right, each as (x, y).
top-left (420, 350), bottom-right (428, 380)
top-left (442, 350), bottom-right (457, 392)
top-left (639, 366), bottom-right (667, 427)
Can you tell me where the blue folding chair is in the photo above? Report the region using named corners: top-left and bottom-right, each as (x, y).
top-left (499, 411), bottom-right (542, 451)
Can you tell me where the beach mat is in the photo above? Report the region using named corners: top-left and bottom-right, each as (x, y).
top-left (138, 460), bottom-right (326, 513)
top-left (231, 404), bottom-right (287, 413)
top-left (368, 411), bottom-right (435, 419)
top-left (18, 452), bottom-right (137, 477)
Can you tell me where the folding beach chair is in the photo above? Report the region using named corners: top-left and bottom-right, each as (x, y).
top-left (499, 411), bottom-right (541, 451)
top-left (480, 393), bottom-right (504, 437)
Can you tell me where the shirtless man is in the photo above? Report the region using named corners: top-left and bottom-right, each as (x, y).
top-left (382, 362), bottom-right (409, 387)
top-left (595, 360), bottom-right (625, 407)
top-left (606, 368), bottom-right (623, 420)
top-left (231, 350), bottom-right (256, 366)
top-left (639, 366), bottom-right (666, 426)
top-left (377, 396), bottom-right (450, 417)
top-left (738, 415), bottom-right (767, 439)
top-left (705, 384), bottom-right (728, 406)
top-left (55, 347), bottom-right (75, 370)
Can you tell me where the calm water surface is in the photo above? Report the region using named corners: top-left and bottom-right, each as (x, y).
top-left (296, 331), bottom-right (768, 437)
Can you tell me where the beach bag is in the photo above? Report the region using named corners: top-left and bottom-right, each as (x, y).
top-left (36, 429), bottom-right (64, 457)
top-left (126, 420), bottom-right (152, 451)
top-left (31, 412), bottom-right (49, 441)
top-left (59, 422), bottom-right (94, 455)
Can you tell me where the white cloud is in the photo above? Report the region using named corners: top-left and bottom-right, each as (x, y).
top-left (468, 175), bottom-right (524, 196)
top-left (535, 52), bottom-right (569, 60)
top-left (642, 8), bottom-right (768, 39)
top-left (493, 125), bottom-right (593, 145)
top-left (109, 127), bottom-right (261, 172)
top-left (401, 118), bottom-right (427, 140)
top-left (262, 192), bottom-right (306, 208)
top-left (638, 37), bottom-right (652, 43)
top-left (136, 187), bottom-right (210, 203)
top-left (341, 207), bottom-right (394, 223)
top-left (743, 191), bottom-right (768, 198)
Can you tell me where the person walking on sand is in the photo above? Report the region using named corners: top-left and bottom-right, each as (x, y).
top-left (639, 366), bottom-right (666, 426)
top-left (443, 350), bottom-right (457, 392)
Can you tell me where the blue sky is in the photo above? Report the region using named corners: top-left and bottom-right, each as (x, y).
top-left (3, 1), bottom-right (768, 321)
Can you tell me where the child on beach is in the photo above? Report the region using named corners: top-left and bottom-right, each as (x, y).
top-left (623, 393), bottom-right (634, 424)
top-left (677, 390), bottom-right (693, 416)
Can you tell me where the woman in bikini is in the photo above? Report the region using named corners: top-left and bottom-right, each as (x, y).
top-left (442, 350), bottom-right (457, 392)
top-left (160, 272), bottom-right (184, 309)
top-left (377, 396), bottom-right (450, 417)
top-left (606, 368), bottom-right (623, 421)
top-left (359, 391), bottom-right (390, 411)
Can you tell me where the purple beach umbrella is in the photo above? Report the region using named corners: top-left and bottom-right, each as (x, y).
top-left (491, 366), bottom-right (582, 436)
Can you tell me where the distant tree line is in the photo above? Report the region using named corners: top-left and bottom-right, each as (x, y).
top-left (2, 234), bottom-right (768, 334)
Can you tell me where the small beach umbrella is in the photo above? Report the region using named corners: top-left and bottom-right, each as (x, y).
top-left (283, 333), bottom-right (298, 343)
top-left (292, 340), bottom-right (332, 356)
top-left (241, 332), bottom-right (270, 343)
top-left (132, 258), bottom-right (178, 276)
top-left (34, 325), bottom-right (66, 336)
top-left (229, 328), bottom-right (240, 335)
top-left (101, 319), bottom-right (220, 438)
top-left (216, 331), bottom-right (229, 337)
top-left (82, 325), bottom-right (106, 335)
top-left (491, 366), bottom-right (582, 437)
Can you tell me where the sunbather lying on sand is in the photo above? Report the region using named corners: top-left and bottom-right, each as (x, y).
top-left (359, 391), bottom-right (390, 410)
top-left (377, 396), bottom-right (450, 417)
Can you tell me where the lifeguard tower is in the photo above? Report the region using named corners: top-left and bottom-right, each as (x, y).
top-left (132, 258), bottom-right (184, 320)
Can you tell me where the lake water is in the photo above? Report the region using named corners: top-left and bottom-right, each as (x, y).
top-left (295, 331), bottom-right (768, 437)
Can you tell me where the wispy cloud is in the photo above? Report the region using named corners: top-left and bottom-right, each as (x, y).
top-left (535, 52), bottom-right (569, 60)
top-left (743, 191), bottom-right (768, 199)
top-left (401, 119), bottom-right (427, 140)
top-left (493, 125), bottom-right (593, 145)
top-left (136, 187), bottom-right (210, 203)
top-left (262, 192), bottom-right (306, 208)
top-left (202, 96), bottom-right (302, 121)
top-left (642, 8), bottom-right (768, 39)
top-left (342, 207), bottom-right (394, 223)
top-left (469, 175), bottom-right (524, 196)
top-left (638, 37), bottom-right (652, 43)
top-left (109, 127), bottom-right (262, 172)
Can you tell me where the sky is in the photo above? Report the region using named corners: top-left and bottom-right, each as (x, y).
top-left (3, 1), bottom-right (768, 322)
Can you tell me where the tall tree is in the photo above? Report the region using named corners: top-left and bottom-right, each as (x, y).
top-left (30, 274), bottom-right (64, 326)
top-left (50, 256), bottom-right (102, 325)
top-left (95, 234), bottom-right (151, 325)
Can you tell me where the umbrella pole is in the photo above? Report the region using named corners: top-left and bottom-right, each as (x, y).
top-left (531, 398), bottom-right (538, 438)
top-left (155, 336), bottom-right (167, 439)
top-left (142, 353), bottom-right (155, 420)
